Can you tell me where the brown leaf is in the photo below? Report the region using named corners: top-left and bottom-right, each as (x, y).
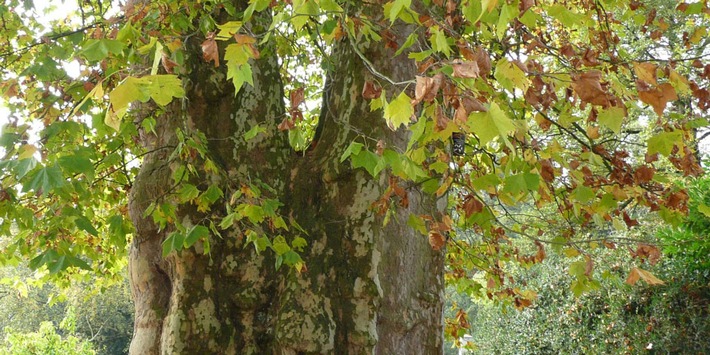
top-left (376, 140), bottom-right (386, 155)
top-left (638, 244), bottom-right (661, 265)
top-left (474, 46), bottom-right (492, 77)
top-left (571, 70), bottom-right (610, 107)
top-left (462, 194), bottom-right (484, 218)
top-left (457, 42), bottom-right (476, 61)
top-left (603, 240), bottom-right (617, 249)
top-left (362, 81), bottom-right (382, 99)
top-left (161, 52), bottom-right (178, 73)
top-left (534, 241), bottom-right (546, 262)
top-left (414, 74), bottom-right (443, 104)
top-left (452, 60), bottom-right (480, 79)
top-left (435, 105), bottom-right (449, 131)
top-left (560, 44), bottom-right (576, 58)
top-left (428, 231), bottom-right (446, 250)
top-left (622, 211), bottom-right (639, 228)
top-left (584, 255), bottom-right (594, 276)
top-left (290, 87), bottom-right (305, 109)
top-left (519, 0), bottom-right (534, 13)
top-left (634, 165), bottom-right (655, 183)
top-left (201, 33), bottom-right (219, 67)
top-left (638, 83), bottom-right (678, 116)
top-left (625, 267), bottom-right (641, 285)
top-left (534, 114), bottom-right (552, 131)
top-left (626, 267), bottom-right (665, 285)
top-left (277, 117), bottom-right (295, 131)
top-left (455, 308), bottom-right (470, 329)
top-left (540, 159), bottom-right (555, 182)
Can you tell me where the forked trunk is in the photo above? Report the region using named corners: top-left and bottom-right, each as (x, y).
top-left (128, 5), bottom-right (444, 354)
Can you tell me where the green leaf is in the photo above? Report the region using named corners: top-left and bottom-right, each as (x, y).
top-left (292, 236), bottom-right (307, 252)
top-left (23, 165), bottom-right (64, 195)
top-left (647, 131), bottom-right (682, 157)
top-left (496, 3), bottom-right (518, 40)
top-left (80, 39), bottom-right (125, 62)
top-left (14, 158), bottom-right (37, 179)
top-left (241, 204), bottom-right (265, 224)
top-left (350, 149), bottom-right (382, 177)
top-left (468, 102), bottom-right (515, 145)
top-left (395, 33), bottom-right (418, 56)
top-left (244, 124), bottom-right (266, 141)
top-left (185, 225), bottom-right (210, 248)
top-left (145, 75), bottom-right (185, 106)
top-left (571, 186), bottom-right (596, 204)
top-left (502, 172), bottom-right (539, 197)
top-left (216, 21), bottom-right (243, 40)
top-left (429, 27), bottom-right (451, 58)
top-left (388, 0), bottom-right (412, 23)
top-left (384, 92), bottom-right (414, 130)
top-left (597, 106), bottom-right (625, 134)
top-left (494, 58), bottom-right (529, 92)
top-left (548, 4), bottom-right (590, 28)
top-left (698, 204), bottom-right (710, 217)
top-left (74, 216), bottom-right (99, 237)
top-left (462, 0), bottom-right (483, 24)
top-left (271, 235), bottom-right (290, 255)
top-left (318, 0), bottom-right (343, 12)
top-left (341, 141), bottom-right (364, 162)
top-left (407, 214), bottom-right (427, 235)
top-left (225, 43), bottom-right (256, 93)
top-left (219, 212), bottom-right (242, 230)
top-left (58, 154), bottom-right (94, 179)
top-left (162, 232), bottom-right (185, 257)
top-left (177, 184), bottom-right (200, 202)
top-left (282, 250), bottom-right (303, 267)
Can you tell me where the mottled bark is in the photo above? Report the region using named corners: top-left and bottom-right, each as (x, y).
top-left (127, 4), bottom-right (444, 354)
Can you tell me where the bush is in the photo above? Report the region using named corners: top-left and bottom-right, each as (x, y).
top-left (1, 322), bottom-right (95, 355)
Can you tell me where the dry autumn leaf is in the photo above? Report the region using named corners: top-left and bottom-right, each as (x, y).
top-left (540, 159), bottom-right (555, 182)
top-left (290, 87), bottom-right (305, 109)
top-left (638, 82), bottom-right (678, 116)
top-left (462, 194), bottom-right (484, 217)
top-left (571, 70), bottom-right (610, 107)
top-left (474, 46), bottom-right (492, 76)
top-left (201, 32), bottom-right (219, 67)
top-left (626, 267), bottom-right (665, 286)
top-left (414, 74), bottom-right (443, 104)
top-left (452, 60), bottom-right (480, 79)
top-left (428, 231), bottom-right (446, 250)
top-left (362, 80), bottom-right (382, 99)
top-left (161, 52), bottom-right (178, 73)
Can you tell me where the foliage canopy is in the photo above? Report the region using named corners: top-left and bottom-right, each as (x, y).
top-left (1, 0), bottom-right (709, 344)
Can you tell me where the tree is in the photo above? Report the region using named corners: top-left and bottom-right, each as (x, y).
top-left (0, 0), bottom-right (708, 353)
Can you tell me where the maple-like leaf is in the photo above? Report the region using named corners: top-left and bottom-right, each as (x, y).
top-left (571, 70), bottom-right (610, 107)
top-left (201, 33), bottom-right (219, 67)
top-left (452, 60), bottom-right (479, 79)
top-left (384, 91), bottom-right (414, 130)
top-left (462, 194), bottom-right (483, 217)
top-left (633, 62), bottom-right (658, 86)
top-left (626, 267), bottom-right (665, 286)
top-left (362, 80), bottom-right (382, 99)
top-left (468, 102), bottom-right (515, 145)
top-left (540, 159), bottom-right (555, 182)
top-left (161, 52), bottom-right (178, 73)
top-left (428, 231), bottom-right (446, 250)
top-left (414, 74), bottom-right (443, 104)
top-left (474, 46), bottom-right (492, 76)
top-left (638, 82), bottom-right (678, 116)
top-left (290, 87), bottom-right (305, 109)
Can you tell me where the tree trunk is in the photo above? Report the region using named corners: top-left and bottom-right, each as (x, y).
top-left (128, 6), bottom-right (444, 354)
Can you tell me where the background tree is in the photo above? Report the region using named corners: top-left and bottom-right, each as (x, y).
top-left (1, 0), bottom-right (708, 353)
